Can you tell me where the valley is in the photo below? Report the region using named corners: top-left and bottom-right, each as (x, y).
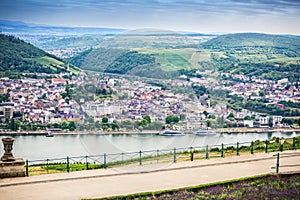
top-left (0, 21), bottom-right (299, 133)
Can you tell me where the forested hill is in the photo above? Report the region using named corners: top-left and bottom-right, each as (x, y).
top-left (201, 33), bottom-right (300, 52)
top-left (67, 48), bottom-right (162, 77)
top-left (201, 33), bottom-right (300, 81)
top-left (0, 34), bottom-right (79, 78)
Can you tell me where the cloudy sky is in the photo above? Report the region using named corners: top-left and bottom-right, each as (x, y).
top-left (0, 0), bottom-right (300, 34)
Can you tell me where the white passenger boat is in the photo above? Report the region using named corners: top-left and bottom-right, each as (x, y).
top-left (159, 129), bottom-right (185, 136)
top-left (194, 128), bottom-right (216, 135)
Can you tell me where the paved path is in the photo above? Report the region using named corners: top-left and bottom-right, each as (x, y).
top-left (1, 150), bottom-right (300, 200)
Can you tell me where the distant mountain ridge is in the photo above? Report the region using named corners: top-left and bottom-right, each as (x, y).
top-left (0, 20), bottom-right (125, 36)
top-left (0, 34), bottom-right (79, 78)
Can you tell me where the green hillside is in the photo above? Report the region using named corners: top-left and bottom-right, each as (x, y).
top-left (0, 34), bottom-right (80, 78)
top-left (67, 48), bottom-right (163, 76)
top-left (202, 33), bottom-right (300, 50)
top-left (68, 33), bottom-right (300, 80)
top-left (201, 33), bottom-right (300, 81)
top-left (68, 45), bottom-right (214, 78)
top-left (67, 48), bottom-right (128, 71)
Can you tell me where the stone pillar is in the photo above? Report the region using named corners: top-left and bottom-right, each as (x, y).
top-left (0, 137), bottom-right (25, 178)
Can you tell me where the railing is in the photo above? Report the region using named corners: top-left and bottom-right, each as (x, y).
top-left (272, 152), bottom-right (300, 173)
top-left (25, 136), bottom-right (300, 176)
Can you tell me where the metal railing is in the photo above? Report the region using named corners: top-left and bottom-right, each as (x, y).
top-left (272, 152), bottom-right (300, 173)
top-left (25, 136), bottom-right (300, 176)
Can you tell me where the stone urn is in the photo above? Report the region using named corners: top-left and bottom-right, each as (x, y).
top-left (0, 137), bottom-right (25, 178)
top-left (1, 137), bottom-right (16, 162)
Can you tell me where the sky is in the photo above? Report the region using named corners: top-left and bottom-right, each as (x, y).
top-left (0, 0), bottom-right (300, 34)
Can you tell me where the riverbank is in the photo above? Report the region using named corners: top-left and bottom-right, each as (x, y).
top-left (214, 127), bottom-right (300, 134)
top-left (0, 127), bottom-right (299, 136)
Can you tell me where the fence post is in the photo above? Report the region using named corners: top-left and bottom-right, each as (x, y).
top-left (25, 160), bottom-right (29, 176)
top-left (236, 142), bottom-right (239, 156)
top-left (206, 145), bottom-right (209, 159)
top-left (265, 140), bottom-right (268, 153)
top-left (276, 153), bottom-right (280, 174)
top-left (190, 147), bottom-right (194, 161)
top-left (292, 137), bottom-right (296, 150)
top-left (156, 149), bottom-right (159, 163)
top-left (66, 156), bottom-right (70, 172)
top-left (85, 155), bottom-right (88, 170)
top-left (279, 143), bottom-right (283, 152)
top-left (173, 148), bottom-right (176, 163)
top-left (250, 141), bottom-right (254, 154)
top-left (122, 152), bottom-right (124, 162)
top-left (139, 150), bottom-right (142, 165)
top-left (46, 158), bottom-right (49, 173)
top-left (104, 153), bottom-right (107, 169)
top-left (221, 144), bottom-right (224, 158)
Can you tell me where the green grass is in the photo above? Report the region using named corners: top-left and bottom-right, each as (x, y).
top-left (35, 56), bottom-right (64, 65)
top-left (137, 48), bottom-right (204, 71)
top-left (264, 56), bottom-right (300, 64)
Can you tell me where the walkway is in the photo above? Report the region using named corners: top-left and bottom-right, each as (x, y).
top-left (0, 150), bottom-right (299, 200)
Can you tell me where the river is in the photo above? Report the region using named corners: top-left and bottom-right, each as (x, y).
top-left (0, 131), bottom-right (299, 161)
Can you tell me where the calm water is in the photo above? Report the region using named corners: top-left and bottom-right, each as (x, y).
top-left (0, 132), bottom-right (299, 160)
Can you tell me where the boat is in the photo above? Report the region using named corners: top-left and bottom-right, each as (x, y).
top-left (45, 131), bottom-right (54, 137)
top-left (159, 129), bottom-right (185, 136)
top-left (194, 128), bottom-right (216, 135)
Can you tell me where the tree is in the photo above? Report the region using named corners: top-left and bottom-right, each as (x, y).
top-left (228, 113), bottom-right (235, 119)
top-left (244, 116), bottom-right (251, 120)
top-left (203, 111), bottom-right (208, 118)
top-left (145, 121), bottom-right (163, 130)
top-left (282, 118), bottom-right (294, 125)
top-left (87, 117), bottom-right (94, 124)
top-left (95, 121), bottom-right (101, 129)
top-left (207, 120), bottom-right (212, 127)
top-left (135, 119), bottom-right (148, 127)
top-left (102, 124), bottom-right (108, 131)
top-left (143, 115), bottom-right (151, 124)
top-left (120, 120), bottom-right (134, 130)
top-left (259, 90), bottom-right (265, 97)
top-left (0, 94), bottom-right (9, 103)
top-left (61, 121), bottom-right (69, 130)
top-left (192, 85), bottom-right (208, 97)
top-left (268, 117), bottom-right (273, 128)
top-left (111, 121), bottom-right (120, 131)
top-left (69, 121), bottom-right (76, 131)
top-left (165, 115), bottom-right (179, 124)
top-left (102, 117), bottom-right (109, 123)
top-left (9, 118), bottom-right (18, 131)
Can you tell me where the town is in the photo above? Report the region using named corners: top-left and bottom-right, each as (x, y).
top-left (0, 70), bottom-right (299, 133)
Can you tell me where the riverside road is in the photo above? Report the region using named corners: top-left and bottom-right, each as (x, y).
top-left (1, 150), bottom-right (300, 200)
